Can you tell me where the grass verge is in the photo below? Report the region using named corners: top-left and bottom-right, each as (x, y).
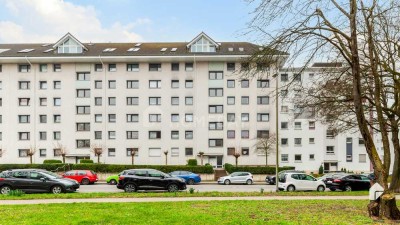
top-left (0, 200), bottom-right (378, 225)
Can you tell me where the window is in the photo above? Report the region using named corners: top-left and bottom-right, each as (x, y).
top-left (76, 123), bottom-right (90, 131)
top-left (242, 147), bottom-right (249, 156)
top-left (171, 148), bottom-right (179, 157)
top-left (53, 131), bottom-right (61, 140)
top-left (227, 113), bottom-right (235, 122)
top-left (40, 149), bottom-right (46, 157)
top-left (227, 62), bottom-right (235, 71)
top-left (359, 138), bottom-right (365, 145)
top-left (127, 131), bottom-right (139, 139)
top-left (19, 149), bottom-right (29, 157)
top-left (209, 122), bottom-right (223, 130)
top-left (19, 98), bottom-right (30, 106)
top-left (39, 132), bottom-right (47, 140)
top-left (209, 139), bottom-right (223, 147)
top-left (127, 80), bottom-right (139, 89)
top-left (171, 80), bottom-right (179, 88)
top-left (19, 115), bottom-right (30, 123)
top-left (209, 88), bottom-right (223, 97)
top-left (359, 154), bottom-right (367, 163)
top-left (171, 114), bottom-right (179, 122)
top-left (257, 80), bottom-right (269, 88)
top-left (149, 131), bottom-right (161, 139)
top-left (186, 131), bottom-right (194, 140)
top-left (171, 63), bottom-right (179, 71)
top-left (227, 130), bottom-right (235, 139)
top-left (309, 121), bottom-right (315, 130)
top-left (95, 80), bottom-right (102, 89)
top-left (309, 154), bottom-right (315, 160)
top-left (185, 97), bottom-right (193, 105)
top-left (95, 64), bottom-right (103, 72)
top-left (53, 98), bottom-right (61, 106)
top-left (95, 97), bottom-right (102, 106)
top-left (149, 63), bottom-right (161, 71)
top-left (127, 63), bottom-right (139, 72)
top-left (108, 114), bottom-right (116, 123)
top-left (281, 122), bottom-right (288, 129)
top-left (185, 148), bottom-right (193, 156)
top-left (108, 97), bottom-right (116, 106)
top-left (77, 72), bottom-right (90, 81)
top-left (294, 122), bottom-right (302, 129)
top-left (185, 80), bottom-right (193, 88)
top-left (95, 114), bottom-right (102, 123)
top-left (18, 64), bottom-right (31, 72)
top-left (241, 63), bottom-right (249, 71)
top-left (53, 64), bottom-right (61, 72)
top-left (209, 105), bottom-right (223, 114)
top-left (257, 130), bottom-right (269, 138)
top-left (127, 114), bottom-right (139, 122)
top-left (293, 73), bottom-right (301, 82)
top-left (108, 148), bottom-right (116, 157)
top-left (185, 63), bottom-right (193, 71)
top-left (19, 132), bottom-right (30, 140)
top-left (171, 131), bottom-right (179, 139)
top-left (241, 80), bottom-right (249, 88)
top-left (257, 113), bottom-right (269, 122)
top-left (294, 138), bottom-right (302, 145)
top-left (209, 71), bottom-right (223, 80)
top-left (94, 131), bottom-right (102, 139)
top-left (227, 96), bottom-right (235, 105)
top-left (149, 114), bottom-right (161, 122)
top-left (227, 148), bottom-right (235, 156)
top-left (309, 138), bottom-right (315, 144)
top-left (76, 140), bottom-right (90, 148)
top-left (295, 154), bottom-right (302, 162)
top-left (39, 64), bottom-right (47, 72)
top-left (281, 154), bottom-right (289, 162)
top-left (171, 97), bottom-right (179, 105)
top-left (241, 130), bottom-right (249, 139)
top-left (281, 74), bottom-right (288, 82)
top-left (108, 131), bottom-right (116, 139)
top-left (227, 80), bottom-right (235, 88)
top-left (326, 146), bottom-right (335, 154)
top-left (281, 106), bottom-right (288, 113)
top-left (126, 148), bottom-right (139, 157)
top-left (108, 80), bottom-right (116, 89)
top-left (19, 81), bottom-right (30, 90)
top-left (126, 97), bottom-right (139, 105)
top-left (53, 115), bottom-right (61, 123)
top-left (241, 96), bottom-right (249, 105)
top-left (241, 113), bottom-right (249, 122)
top-left (77, 89), bottom-right (90, 98)
top-left (185, 114), bottom-right (193, 122)
top-left (281, 138), bottom-right (288, 145)
top-left (76, 106), bottom-right (90, 114)
top-left (53, 81), bottom-right (61, 89)
top-left (108, 64), bottom-right (117, 72)
top-left (149, 80), bottom-right (161, 89)
top-left (257, 96), bottom-right (269, 105)
top-left (39, 115), bottom-right (47, 123)
top-left (149, 97), bottom-right (161, 105)
top-left (281, 90), bottom-right (288, 97)
top-left (39, 81), bottom-right (47, 89)
top-left (326, 130), bottom-right (335, 138)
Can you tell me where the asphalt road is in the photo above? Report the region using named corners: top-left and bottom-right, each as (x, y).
top-left (78, 183), bottom-right (277, 193)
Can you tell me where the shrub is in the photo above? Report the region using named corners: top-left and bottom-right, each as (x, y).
top-left (80, 159), bottom-right (94, 164)
top-left (43, 159), bottom-right (62, 164)
top-left (224, 163), bottom-right (295, 174)
top-left (187, 159), bottom-right (198, 166)
top-left (7, 190), bottom-right (24, 196)
top-left (189, 188), bottom-right (195, 194)
top-left (319, 165), bottom-right (324, 174)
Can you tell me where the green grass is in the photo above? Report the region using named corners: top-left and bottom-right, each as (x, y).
top-left (0, 200), bottom-right (378, 224)
top-left (0, 190), bottom-right (369, 200)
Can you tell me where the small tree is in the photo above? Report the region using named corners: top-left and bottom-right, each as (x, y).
top-left (164, 150), bottom-right (169, 165)
top-left (232, 151), bottom-right (241, 167)
top-left (319, 165), bottom-right (324, 175)
top-left (254, 133), bottom-right (277, 166)
top-left (198, 151), bottom-right (205, 166)
top-left (54, 142), bottom-right (68, 164)
top-left (90, 143), bottom-right (104, 163)
top-left (27, 145), bottom-right (37, 164)
top-left (129, 148), bottom-right (138, 165)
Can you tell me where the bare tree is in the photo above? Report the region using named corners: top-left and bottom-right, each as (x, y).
top-left (27, 145), bottom-right (37, 164)
top-left (198, 151), bottom-right (205, 166)
top-left (246, 0), bottom-right (400, 220)
top-left (254, 133), bottom-right (277, 166)
top-left (90, 143), bottom-right (104, 164)
top-left (232, 151), bottom-right (241, 167)
top-left (129, 148), bottom-right (138, 165)
top-left (164, 150), bottom-right (169, 165)
top-left (54, 142), bottom-right (68, 163)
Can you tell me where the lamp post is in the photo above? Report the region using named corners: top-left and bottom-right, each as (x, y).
top-left (273, 73), bottom-right (279, 192)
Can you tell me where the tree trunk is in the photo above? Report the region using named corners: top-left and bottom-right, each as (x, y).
top-left (30, 155), bottom-right (32, 164)
top-left (389, 117), bottom-right (400, 192)
top-left (380, 193), bottom-right (400, 220)
top-left (266, 153), bottom-right (268, 166)
top-left (131, 155), bottom-right (134, 165)
top-left (235, 157), bottom-right (238, 167)
top-left (97, 155), bottom-right (100, 163)
top-left (165, 155), bottom-right (168, 165)
top-left (62, 155), bottom-right (65, 164)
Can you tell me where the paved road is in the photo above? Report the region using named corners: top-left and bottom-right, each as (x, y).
top-left (79, 183), bottom-right (277, 193)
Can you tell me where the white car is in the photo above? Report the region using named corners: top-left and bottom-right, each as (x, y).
top-left (218, 172), bottom-right (253, 185)
top-left (278, 172), bottom-right (325, 192)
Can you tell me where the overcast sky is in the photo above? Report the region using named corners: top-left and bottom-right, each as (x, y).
top-left (0, 0), bottom-right (257, 43)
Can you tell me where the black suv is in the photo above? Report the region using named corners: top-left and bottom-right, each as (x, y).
top-left (117, 169), bottom-right (187, 192)
top-left (0, 169), bottom-right (80, 194)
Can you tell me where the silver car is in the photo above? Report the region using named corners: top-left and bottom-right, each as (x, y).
top-left (218, 172), bottom-right (253, 185)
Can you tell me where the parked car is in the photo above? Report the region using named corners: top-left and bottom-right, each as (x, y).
top-left (62, 170), bottom-right (98, 185)
top-left (265, 170), bottom-right (304, 185)
top-left (278, 172), bottom-right (325, 191)
top-left (218, 172), bottom-right (253, 185)
top-left (325, 174), bottom-right (371, 191)
top-left (0, 169), bottom-right (80, 194)
top-left (106, 170), bottom-right (136, 185)
top-left (117, 169), bottom-right (187, 192)
top-left (169, 171), bottom-right (201, 185)
top-left (318, 172), bottom-right (348, 183)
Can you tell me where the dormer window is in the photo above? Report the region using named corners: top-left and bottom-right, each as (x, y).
top-left (57, 39), bottom-right (83, 53)
top-left (187, 32), bottom-right (219, 53)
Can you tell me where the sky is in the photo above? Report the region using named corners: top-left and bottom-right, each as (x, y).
top-left (0, 0), bottom-right (258, 44)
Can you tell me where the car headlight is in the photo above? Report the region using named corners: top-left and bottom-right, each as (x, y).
top-left (181, 178), bottom-right (186, 182)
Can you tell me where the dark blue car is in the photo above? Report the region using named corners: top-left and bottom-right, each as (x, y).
top-left (169, 171), bottom-right (201, 185)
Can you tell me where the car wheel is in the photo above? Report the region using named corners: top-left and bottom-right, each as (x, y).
top-left (51, 185), bottom-right (64, 194)
top-left (187, 179), bottom-right (195, 185)
top-left (329, 188), bottom-right (336, 192)
top-left (124, 184), bottom-right (137, 193)
top-left (344, 185), bottom-right (352, 192)
top-left (317, 185), bottom-right (325, 192)
top-left (0, 185), bottom-right (11, 195)
top-left (168, 184), bottom-right (179, 192)
top-left (287, 185), bottom-right (295, 192)
top-left (246, 179), bottom-right (253, 185)
top-left (224, 179), bottom-right (231, 185)
top-left (109, 179), bottom-right (117, 185)
top-left (81, 178), bottom-right (90, 185)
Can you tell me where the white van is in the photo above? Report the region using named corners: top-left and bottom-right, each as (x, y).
top-left (278, 172), bottom-right (325, 192)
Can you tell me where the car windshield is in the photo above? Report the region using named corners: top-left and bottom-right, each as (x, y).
top-left (42, 171), bottom-right (62, 179)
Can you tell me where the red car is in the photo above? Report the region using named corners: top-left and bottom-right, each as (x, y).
top-left (62, 170), bottom-right (98, 185)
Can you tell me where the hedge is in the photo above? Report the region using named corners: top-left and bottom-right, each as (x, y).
top-left (0, 164), bottom-right (214, 174)
top-left (224, 163), bottom-right (295, 174)
top-left (80, 159), bottom-right (94, 164)
top-left (187, 159), bottom-right (198, 166)
top-left (43, 160), bottom-right (63, 164)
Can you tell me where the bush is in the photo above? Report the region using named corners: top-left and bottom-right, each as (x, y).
top-left (43, 160), bottom-right (62, 164)
top-left (224, 163), bottom-right (295, 174)
top-left (80, 159), bottom-right (94, 164)
top-left (319, 165), bottom-right (324, 174)
top-left (187, 159), bottom-right (198, 166)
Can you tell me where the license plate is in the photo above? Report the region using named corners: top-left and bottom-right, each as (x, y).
top-left (327, 181), bottom-right (332, 184)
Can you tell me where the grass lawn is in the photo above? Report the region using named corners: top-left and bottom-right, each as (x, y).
top-left (0, 190), bottom-right (370, 200)
top-left (0, 200), bottom-right (378, 225)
